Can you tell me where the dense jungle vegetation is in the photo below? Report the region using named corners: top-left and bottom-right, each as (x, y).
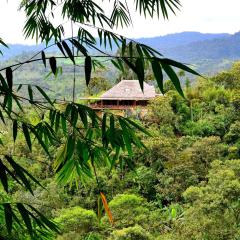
top-left (0, 1), bottom-right (240, 240)
top-left (1, 61), bottom-right (240, 239)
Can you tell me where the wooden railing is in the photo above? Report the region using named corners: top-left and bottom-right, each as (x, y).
top-left (90, 104), bottom-right (146, 110)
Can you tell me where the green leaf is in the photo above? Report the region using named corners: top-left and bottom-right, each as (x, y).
top-left (136, 44), bottom-right (144, 59)
top-left (16, 203), bottom-right (33, 236)
top-left (119, 118), bottom-right (133, 156)
top-left (0, 159), bottom-right (8, 192)
top-left (85, 56), bottom-right (92, 86)
top-left (57, 42), bottom-right (66, 57)
top-left (35, 86), bottom-right (53, 105)
top-left (128, 41), bottom-right (133, 58)
top-left (66, 135), bottom-right (75, 160)
top-left (111, 59), bottom-right (124, 72)
top-left (28, 85), bottom-right (33, 102)
top-left (27, 205), bottom-right (60, 233)
top-left (160, 58), bottom-right (201, 76)
top-left (6, 67), bottom-right (13, 91)
top-left (121, 38), bottom-right (126, 56)
top-left (109, 115), bottom-right (115, 147)
top-left (13, 120), bottom-right (18, 142)
top-left (3, 203), bottom-right (13, 234)
top-left (102, 113), bottom-right (107, 145)
top-left (30, 128), bottom-right (50, 156)
top-left (5, 155), bottom-right (34, 194)
top-left (161, 62), bottom-right (184, 97)
top-left (70, 39), bottom-right (88, 56)
top-left (61, 115), bottom-right (67, 135)
top-left (70, 105), bottom-right (78, 127)
top-left (55, 112), bottom-right (60, 132)
top-left (0, 73), bottom-right (8, 90)
top-left (151, 58), bottom-right (164, 93)
top-left (0, 110), bottom-right (5, 124)
top-left (0, 38), bottom-right (8, 48)
top-left (17, 84), bottom-right (23, 92)
top-left (78, 107), bottom-right (88, 128)
top-left (41, 51), bottom-right (46, 68)
top-left (22, 123), bottom-right (32, 151)
top-left (62, 40), bottom-right (75, 64)
top-left (124, 118), bottom-right (151, 136)
top-left (171, 208), bottom-right (177, 218)
top-left (49, 57), bottom-right (57, 75)
top-left (123, 57), bottom-right (138, 75)
top-left (135, 57), bottom-right (144, 91)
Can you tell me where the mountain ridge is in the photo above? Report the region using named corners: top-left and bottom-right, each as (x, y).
top-left (1, 31), bottom-right (240, 74)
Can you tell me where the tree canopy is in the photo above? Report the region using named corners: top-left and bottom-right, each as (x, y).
top-left (0, 0), bottom-right (205, 238)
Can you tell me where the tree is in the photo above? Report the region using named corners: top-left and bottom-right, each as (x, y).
top-left (176, 160), bottom-right (240, 240)
top-left (0, 0), bottom-right (200, 238)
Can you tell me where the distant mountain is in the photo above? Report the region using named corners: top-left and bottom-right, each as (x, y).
top-left (0, 44), bottom-right (44, 61)
top-left (137, 31), bottom-right (230, 50)
top-left (1, 31), bottom-right (240, 74)
top-left (138, 32), bottom-right (240, 74)
top-left (162, 32), bottom-right (240, 62)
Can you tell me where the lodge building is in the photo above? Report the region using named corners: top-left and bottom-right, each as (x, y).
top-left (89, 80), bottom-right (158, 110)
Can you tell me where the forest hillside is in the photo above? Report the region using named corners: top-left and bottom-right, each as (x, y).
top-left (1, 61), bottom-right (240, 239)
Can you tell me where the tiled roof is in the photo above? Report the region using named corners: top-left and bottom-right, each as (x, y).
top-left (100, 80), bottom-right (156, 100)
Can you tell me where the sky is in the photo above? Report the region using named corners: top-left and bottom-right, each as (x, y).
top-left (0, 0), bottom-right (240, 44)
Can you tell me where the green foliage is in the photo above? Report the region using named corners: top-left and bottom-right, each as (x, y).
top-left (179, 136), bottom-right (227, 179)
top-left (1, 61), bottom-right (240, 238)
top-left (224, 121), bottom-right (240, 144)
top-left (176, 160), bottom-right (240, 240)
top-left (146, 96), bottom-right (176, 126)
top-left (108, 225), bottom-right (151, 240)
top-left (0, 1), bottom-right (240, 238)
top-left (106, 194), bottom-right (148, 228)
top-left (54, 207), bottom-right (98, 236)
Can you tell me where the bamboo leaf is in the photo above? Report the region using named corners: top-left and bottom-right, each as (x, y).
top-left (16, 203), bottom-right (33, 236)
top-left (41, 51), bottom-right (46, 68)
top-left (5, 155), bottom-right (34, 194)
top-left (6, 67), bottom-right (13, 91)
top-left (49, 57), bottom-right (57, 75)
top-left (0, 73), bottom-right (8, 90)
top-left (0, 159), bottom-right (8, 192)
top-left (70, 39), bottom-right (88, 56)
top-left (57, 42), bottom-right (66, 57)
top-left (35, 86), bottom-right (53, 105)
top-left (62, 40), bottom-right (75, 64)
top-left (135, 57), bottom-right (144, 91)
top-left (0, 110), bottom-right (5, 124)
top-left (85, 56), bottom-right (92, 86)
top-left (152, 58), bottom-right (164, 93)
top-left (61, 114), bottom-right (67, 135)
top-left (3, 203), bottom-right (13, 234)
top-left (28, 205), bottom-right (60, 233)
top-left (22, 123), bottom-right (32, 151)
top-left (102, 113), bottom-right (107, 145)
top-left (161, 62), bottom-right (184, 97)
top-left (100, 192), bottom-right (113, 225)
top-left (78, 107), bottom-right (88, 128)
top-left (124, 118), bottom-right (151, 136)
top-left (13, 120), bottom-right (18, 142)
top-left (28, 85), bottom-right (33, 102)
top-left (160, 58), bottom-right (201, 76)
top-left (66, 134), bottom-right (75, 160)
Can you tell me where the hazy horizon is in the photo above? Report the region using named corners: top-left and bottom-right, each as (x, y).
top-left (0, 31), bottom-right (234, 47)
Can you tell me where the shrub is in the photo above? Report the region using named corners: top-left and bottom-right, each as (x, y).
top-left (108, 225), bottom-right (151, 240)
top-left (54, 207), bottom-right (98, 236)
top-left (105, 194), bottom-right (149, 228)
